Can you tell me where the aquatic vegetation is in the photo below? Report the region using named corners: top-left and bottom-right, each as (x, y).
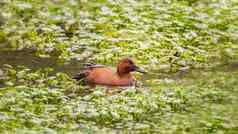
top-left (0, 0), bottom-right (238, 133)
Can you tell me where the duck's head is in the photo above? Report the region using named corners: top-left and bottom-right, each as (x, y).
top-left (117, 58), bottom-right (146, 75)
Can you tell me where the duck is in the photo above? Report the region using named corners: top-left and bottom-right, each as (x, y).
top-left (73, 58), bottom-right (146, 87)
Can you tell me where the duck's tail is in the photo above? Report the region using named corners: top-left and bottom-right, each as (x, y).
top-left (72, 70), bottom-right (90, 84)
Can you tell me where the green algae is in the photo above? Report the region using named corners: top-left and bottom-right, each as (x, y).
top-left (0, 0), bottom-right (238, 133)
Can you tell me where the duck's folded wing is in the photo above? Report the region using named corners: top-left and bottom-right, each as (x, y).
top-left (72, 70), bottom-right (90, 81)
top-left (84, 62), bottom-right (107, 69)
top-left (72, 63), bottom-right (106, 81)
top-left (73, 60), bottom-right (110, 84)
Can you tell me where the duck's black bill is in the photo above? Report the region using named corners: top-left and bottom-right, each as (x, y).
top-left (134, 66), bottom-right (147, 74)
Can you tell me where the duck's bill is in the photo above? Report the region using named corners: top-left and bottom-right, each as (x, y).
top-left (134, 66), bottom-right (147, 74)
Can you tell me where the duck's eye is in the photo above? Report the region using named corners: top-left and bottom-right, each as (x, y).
top-left (125, 65), bottom-right (132, 71)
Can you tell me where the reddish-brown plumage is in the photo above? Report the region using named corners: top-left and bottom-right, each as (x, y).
top-left (73, 58), bottom-right (145, 87)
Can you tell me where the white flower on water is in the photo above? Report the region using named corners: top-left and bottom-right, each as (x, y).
top-left (16, 2), bottom-right (32, 9)
top-left (184, 31), bottom-right (197, 40)
top-left (101, 6), bottom-right (114, 15)
top-left (194, 23), bottom-right (208, 29)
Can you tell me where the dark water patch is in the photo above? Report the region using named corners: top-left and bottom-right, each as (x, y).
top-left (0, 49), bottom-right (84, 76)
top-left (145, 61), bottom-right (238, 82)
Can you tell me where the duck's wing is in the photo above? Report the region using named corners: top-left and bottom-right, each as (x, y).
top-left (72, 62), bottom-right (107, 82)
top-left (84, 62), bottom-right (107, 69)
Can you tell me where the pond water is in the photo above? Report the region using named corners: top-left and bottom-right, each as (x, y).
top-left (0, 49), bottom-right (84, 76)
